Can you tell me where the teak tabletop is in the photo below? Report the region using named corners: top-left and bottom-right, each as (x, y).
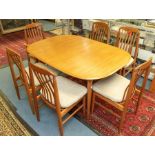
top-left (27, 35), bottom-right (131, 118)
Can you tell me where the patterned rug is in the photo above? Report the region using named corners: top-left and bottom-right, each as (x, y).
top-left (76, 89), bottom-right (155, 136)
top-left (0, 31), bottom-right (54, 68)
top-left (66, 77), bottom-right (155, 136)
top-left (0, 90), bottom-right (37, 136)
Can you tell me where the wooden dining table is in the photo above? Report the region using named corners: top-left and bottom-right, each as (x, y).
top-left (27, 35), bottom-right (131, 119)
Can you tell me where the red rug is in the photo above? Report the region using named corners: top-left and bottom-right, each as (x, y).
top-left (67, 77), bottom-right (155, 136)
top-left (77, 90), bottom-right (155, 136)
top-left (0, 31), bottom-right (54, 68)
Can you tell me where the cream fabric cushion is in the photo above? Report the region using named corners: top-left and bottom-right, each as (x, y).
top-left (25, 62), bottom-right (60, 86)
top-left (141, 65), bottom-right (155, 80)
top-left (40, 76), bottom-right (87, 108)
top-left (148, 72), bottom-right (155, 80)
top-left (93, 73), bottom-right (130, 102)
top-left (148, 65), bottom-right (155, 80)
top-left (124, 57), bottom-right (134, 68)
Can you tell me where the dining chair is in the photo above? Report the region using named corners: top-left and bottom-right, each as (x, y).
top-left (6, 48), bottom-right (60, 113)
top-left (24, 22), bottom-right (61, 75)
top-left (89, 22), bottom-right (110, 44)
top-left (24, 22), bottom-right (45, 63)
top-left (24, 22), bottom-right (45, 45)
top-left (91, 59), bottom-right (152, 134)
top-left (115, 26), bottom-right (140, 76)
top-left (29, 62), bottom-right (87, 136)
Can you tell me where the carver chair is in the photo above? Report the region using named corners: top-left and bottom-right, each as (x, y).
top-left (6, 48), bottom-right (59, 113)
top-left (115, 26), bottom-right (140, 76)
top-left (89, 22), bottom-right (110, 44)
top-left (29, 63), bottom-right (87, 136)
top-left (91, 59), bottom-right (152, 134)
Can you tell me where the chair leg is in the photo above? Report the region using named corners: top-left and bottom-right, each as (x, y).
top-left (83, 97), bottom-right (86, 117)
top-left (119, 111), bottom-right (126, 134)
top-left (33, 97), bottom-right (40, 121)
top-left (118, 69), bottom-right (123, 75)
top-left (91, 92), bottom-right (96, 114)
top-left (122, 68), bottom-right (126, 76)
top-left (135, 96), bottom-right (142, 114)
top-left (150, 76), bottom-right (155, 93)
top-left (24, 84), bottom-right (35, 114)
top-left (57, 116), bottom-right (64, 136)
top-left (12, 79), bottom-right (21, 99)
top-left (35, 105), bottom-right (40, 121)
top-left (134, 88), bottom-right (143, 114)
top-left (14, 84), bottom-right (21, 100)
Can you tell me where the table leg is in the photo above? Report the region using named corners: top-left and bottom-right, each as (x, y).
top-left (150, 75), bottom-right (155, 93)
top-left (86, 80), bottom-right (93, 119)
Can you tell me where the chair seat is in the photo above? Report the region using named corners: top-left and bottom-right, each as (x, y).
top-left (148, 65), bottom-right (155, 80)
top-left (25, 62), bottom-right (61, 86)
top-left (93, 73), bottom-right (130, 102)
top-left (124, 57), bottom-right (134, 68)
top-left (148, 72), bottom-right (155, 80)
top-left (40, 76), bottom-right (87, 108)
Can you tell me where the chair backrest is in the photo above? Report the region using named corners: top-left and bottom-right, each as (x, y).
top-left (89, 22), bottom-right (110, 44)
top-left (124, 59), bottom-right (152, 106)
top-left (115, 26), bottom-right (140, 60)
top-left (24, 22), bottom-right (45, 45)
top-left (29, 63), bottom-right (60, 109)
top-left (6, 48), bottom-right (29, 84)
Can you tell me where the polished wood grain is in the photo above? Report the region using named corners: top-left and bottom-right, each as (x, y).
top-left (27, 35), bottom-right (131, 80)
top-left (27, 35), bottom-right (131, 118)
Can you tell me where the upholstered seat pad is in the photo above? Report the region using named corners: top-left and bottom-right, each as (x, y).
top-left (148, 65), bottom-right (155, 80)
top-left (124, 57), bottom-right (134, 68)
top-left (40, 76), bottom-right (87, 108)
top-left (25, 62), bottom-right (60, 86)
top-left (148, 72), bottom-right (155, 80)
top-left (93, 73), bottom-right (130, 102)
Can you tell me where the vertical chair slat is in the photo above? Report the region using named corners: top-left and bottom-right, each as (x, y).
top-left (90, 21), bottom-right (110, 44)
